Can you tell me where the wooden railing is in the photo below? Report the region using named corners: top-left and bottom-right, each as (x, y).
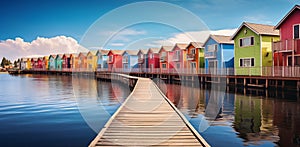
top-left (272, 39), bottom-right (300, 52)
top-left (27, 66), bottom-right (300, 77)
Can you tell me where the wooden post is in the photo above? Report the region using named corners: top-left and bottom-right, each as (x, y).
top-left (244, 78), bottom-right (246, 87)
top-left (265, 79), bottom-right (268, 89)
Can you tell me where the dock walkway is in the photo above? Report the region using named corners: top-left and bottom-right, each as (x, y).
top-left (89, 75), bottom-right (209, 146)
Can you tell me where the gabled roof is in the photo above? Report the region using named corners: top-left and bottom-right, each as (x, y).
top-left (231, 22), bottom-right (279, 39)
top-left (147, 48), bottom-right (160, 54)
top-left (275, 5), bottom-right (300, 29)
top-left (159, 46), bottom-right (174, 53)
top-left (56, 54), bottom-right (63, 59)
top-left (123, 50), bottom-right (139, 56)
top-left (97, 49), bottom-right (110, 55)
top-left (31, 58), bottom-right (38, 61)
top-left (78, 52), bottom-right (88, 56)
top-left (71, 53), bottom-right (79, 58)
top-left (21, 58), bottom-right (27, 61)
top-left (172, 43), bottom-right (189, 51)
top-left (63, 54), bottom-right (71, 58)
top-left (138, 49), bottom-right (149, 54)
top-left (187, 42), bottom-right (204, 49)
top-left (88, 50), bottom-right (97, 56)
top-left (49, 54), bottom-right (57, 59)
top-left (204, 35), bottom-right (234, 45)
top-left (109, 50), bottom-right (124, 55)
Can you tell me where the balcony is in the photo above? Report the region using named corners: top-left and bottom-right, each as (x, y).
top-left (172, 55), bottom-right (180, 61)
top-left (160, 56), bottom-right (167, 62)
top-left (186, 54), bottom-right (195, 61)
top-left (205, 52), bottom-right (216, 59)
top-left (138, 58), bottom-right (144, 64)
top-left (272, 39), bottom-right (299, 53)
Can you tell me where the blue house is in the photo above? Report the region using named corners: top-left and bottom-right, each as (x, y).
top-left (122, 50), bottom-right (139, 70)
top-left (49, 55), bottom-right (57, 70)
top-left (96, 49), bottom-right (109, 70)
top-left (204, 35), bottom-right (234, 74)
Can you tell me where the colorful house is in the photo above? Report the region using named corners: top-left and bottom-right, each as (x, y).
top-left (273, 5), bottom-right (300, 68)
top-left (186, 42), bottom-right (204, 73)
top-left (107, 50), bottom-right (124, 71)
top-left (78, 52), bottom-right (88, 69)
top-left (37, 58), bottom-right (43, 69)
top-left (71, 53), bottom-right (79, 69)
top-left (55, 54), bottom-right (63, 70)
top-left (159, 46), bottom-right (174, 71)
top-left (204, 35), bottom-right (234, 74)
top-left (31, 58), bottom-right (38, 69)
top-left (96, 49), bottom-right (109, 69)
top-left (20, 58), bottom-right (27, 70)
top-left (26, 58), bottom-right (32, 70)
top-left (147, 48), bottom-right (160, 71)
top-left (171, 43), bottom-right (189, 70)
top-left (49, 55), bottom-right (57, 70)
top-left (43, 56), bottom-right (49, 70)
top-left (87, 50), bottom-right (98, 71)
top-left (137, 49), bottom-right (149, 71)
top-left (62, 54), bottom-right (71, 69)
top-left (122, 50), bottom-right (139, 70)
top-left (232, 22), bottom-right (279, 76)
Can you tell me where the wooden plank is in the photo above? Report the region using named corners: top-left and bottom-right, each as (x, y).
top-left (89, 75), bottom-right (210, 147)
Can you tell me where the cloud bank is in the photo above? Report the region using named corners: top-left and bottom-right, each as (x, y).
top-left (0, 36), bottom-right (89, 61)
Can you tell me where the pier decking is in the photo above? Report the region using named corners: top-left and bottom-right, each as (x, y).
top-left (89, 75), bottom-right (209, 146)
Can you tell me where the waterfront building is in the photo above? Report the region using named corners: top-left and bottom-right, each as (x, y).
top-left (78, 52), bottom-right (88, 70)
top-left (122, 50), bottom-right (139, 71)
top-left (49, 55), bottom-right (56, 70)
top-left (186, 42), bottom-right (204, 73)
top-left (107, 50), bottom-right (124, 71)
top-left (20, 58), bottom-right (27, 70)
top-left (43, 56), bottom-right (49, 70)
top-left (159, 46), bottom-right (174, 72)
top-left (71, 53), bottom-right (79, 70)
top-left (137, 49), bottom-right (149, 71)
top-left (55, 54), bottom-right (63, 70)
top-left (96, 49), bottom-right (109, 70)
top-left (232, 22), bottom-right (279, 76)
top-left (204, 35), bottom-right (234, 75)
top-left (31, 58), bottom-right (38, 69)
top-left (87, 50), bottom-right (98, 71)
top-left (62, 54), bottom-right (71, 69)
top-left (273, 5), bottom-right (300, 68)
top-left (171, 43), bottom-right (189, 70)
top-left (147, 48), bottom-right (160, 72)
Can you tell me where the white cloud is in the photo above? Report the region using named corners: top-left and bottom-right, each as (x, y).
top-left (110, 43), bottom-right (125, 47)
top-left (153, 29), bottom-right (237, 45)
top-left (243, 15), bottom-right (273, 25)
top-left (0, 36), bottom-right (89, 61)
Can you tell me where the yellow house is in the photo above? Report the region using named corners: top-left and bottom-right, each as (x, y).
top-left (43, 56), bottom-right (49, 70)
top-left (87, 50), bottom-right (98, 71)
top-left (26, 58), bottom-right (32, 69)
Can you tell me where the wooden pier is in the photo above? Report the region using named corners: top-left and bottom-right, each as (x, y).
top-left (89, 74), bottom-right (209, 146)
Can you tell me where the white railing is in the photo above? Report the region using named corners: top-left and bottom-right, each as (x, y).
top-left (26, 66), bottom-right (300, 77)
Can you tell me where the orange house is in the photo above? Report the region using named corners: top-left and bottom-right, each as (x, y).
top-left (78, 52), bottom-right (88, 69)
top-left (159, 46), bottom-right (174, 72)
top-left (186, 42), bottom-right (204, 72)
top-left (171, 43), bottom-right (189, 70)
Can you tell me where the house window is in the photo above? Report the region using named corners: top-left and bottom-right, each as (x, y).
top-left (162, 63), bottom-right (167, 69)
top-left (176, 63), bottom-right (180, 69)
top-left (150, 54), bottom-right (153, 59)
top-left (176, 50), bottom-right (180, 57)
top-left (89, 56), bottom-right (93, 59)
top-left (288, 56), bottom-right (300, 66)
top-left (240, 37), bottom-right (254, 47)
top-left (294, 24), bottom-right (300, 39)
top-left (191, 48), bottom-right (196, 54)
top-left (239, 58), bottom-right (255, 67)
top-left (208, 44), bottom-right (217, 51)
top-left (108, 55), bottom-right (113, 62)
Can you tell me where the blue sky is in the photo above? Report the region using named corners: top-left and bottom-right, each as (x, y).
top-left (0, 0), bottom-right (299, 60)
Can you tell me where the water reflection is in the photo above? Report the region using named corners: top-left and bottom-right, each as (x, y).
top-left (157, 82), bottom-right (300, 147)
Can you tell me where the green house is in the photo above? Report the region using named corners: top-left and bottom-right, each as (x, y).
top-left (232, 22), bottom-right (279, 76)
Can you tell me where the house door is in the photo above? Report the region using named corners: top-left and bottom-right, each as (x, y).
top-left (150, 64), bottom-right (154, 72)
top-left (208, 60), bottom-right (217, 75)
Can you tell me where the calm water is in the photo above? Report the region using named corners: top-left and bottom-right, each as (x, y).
top-left (0, 73), bottom-right (130, 147)
top-left (0, 73), bottom-right (300, 147)
top-left (157, 82), bottom-right (300, 147)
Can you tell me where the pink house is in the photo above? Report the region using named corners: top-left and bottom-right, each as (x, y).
top-left (171, 43), bottom-right (189, 69)
top-left (147, 48), bottom-right (160, 72)
top-left (159, 46), bottom-right (174, 72)
top-left (273, 5), bottom-right (300, 67)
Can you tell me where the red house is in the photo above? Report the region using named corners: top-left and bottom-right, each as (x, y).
top-left (171, 43), bottom-right (189, 70)
top-left (147, 48), bottom-right (160, 72)
top-left (159, 46), bottom-right (174, 72)
top-left (31, 58), bottom-right (43, 69)
top-left (107, 50), bottom-right (124, 71)
top-left (273, 5), bottom-right (300, 67)
top-left (62, 54), bottom-right (71, 69)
